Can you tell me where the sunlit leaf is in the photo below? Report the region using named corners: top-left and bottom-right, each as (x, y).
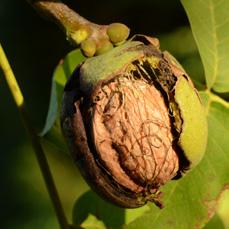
top-left (205, 190), bottom-right (229, 229)
top-left (181, 0), bottom-right (229, 92)
top-left (80, 214), bottom-right (106, 229)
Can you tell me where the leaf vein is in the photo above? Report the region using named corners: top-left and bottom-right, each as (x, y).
top-left (209, 0), bottom-right (219, 89)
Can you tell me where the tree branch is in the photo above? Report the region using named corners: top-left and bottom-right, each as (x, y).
top-left (27, 0), bottom-right (130, 56)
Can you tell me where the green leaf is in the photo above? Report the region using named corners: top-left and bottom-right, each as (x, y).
top-left (204, 190), bottom-right (229, 229)
top-left (204, 214), bottom-right (225, 229)
top-left (41, 49), bottom-right (85, 153)
top-left (217, 190), bottom-right (229, 228)
top-left (124, 93), bottom-right (229, 229)
top-left (73, 191), bottom-right (150, 229)
top-left (181, 0), bottom-right (229, 93)
top-left (80, 214), bottom-right (106, 229)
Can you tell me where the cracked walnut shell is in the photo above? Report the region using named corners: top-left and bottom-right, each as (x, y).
top-left (61, 35), bottom-right (207, 208)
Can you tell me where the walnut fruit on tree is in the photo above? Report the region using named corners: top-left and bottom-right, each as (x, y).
top-left (61, 35), bottom-right (208, 208)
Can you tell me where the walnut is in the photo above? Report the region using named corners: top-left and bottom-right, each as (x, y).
top-left (61, 35), bottom-right (207, 208)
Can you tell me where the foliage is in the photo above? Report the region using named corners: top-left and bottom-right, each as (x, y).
top-left (182, 0), bottom-right (229, 92)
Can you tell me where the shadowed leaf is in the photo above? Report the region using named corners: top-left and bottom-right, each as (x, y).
top-left (73, 191), bottom-right (149, 229)
top-left (41, 49), bottom-right (85, 154)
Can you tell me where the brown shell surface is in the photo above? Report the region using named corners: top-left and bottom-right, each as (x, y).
top-left (90, 63), bottom-right (179, 193)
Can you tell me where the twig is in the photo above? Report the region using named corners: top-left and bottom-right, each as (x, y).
top-left (27, 0), bottom-right (107, 44)
top-left (27, 0), bottom-right (130, 56)
top-left (0, 43), bottom-right (69, 229)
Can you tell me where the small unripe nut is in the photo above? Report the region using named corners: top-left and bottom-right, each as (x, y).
top-left (61, 35), bottom-right (207, 208)
top-left (107, 23), bottom-right (130, 45)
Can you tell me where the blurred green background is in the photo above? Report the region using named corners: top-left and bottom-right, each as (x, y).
top-left (0, 1), bottom-right (228, 228)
